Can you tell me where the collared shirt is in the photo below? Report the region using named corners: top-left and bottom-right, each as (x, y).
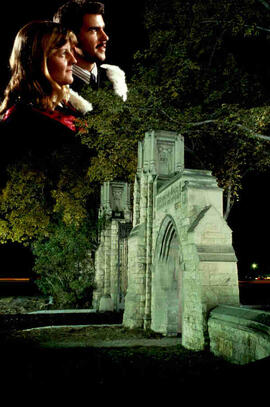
top-left (72, 64), bottom-right (98, 84)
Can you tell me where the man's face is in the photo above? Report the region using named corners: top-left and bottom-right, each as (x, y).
top-left (77, 14), bottom-right (109, 63)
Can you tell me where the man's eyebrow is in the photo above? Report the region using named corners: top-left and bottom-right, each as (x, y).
top-left (87, 25), bottom-right (105, 30)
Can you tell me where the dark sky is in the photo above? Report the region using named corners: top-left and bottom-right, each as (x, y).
top-left (1, 1), bottom-right (62, 91)
top-left (0, 0), bottom-right (146, 93)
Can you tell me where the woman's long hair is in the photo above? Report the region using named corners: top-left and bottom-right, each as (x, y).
top-left (0, 20), bottom-right (77, 113)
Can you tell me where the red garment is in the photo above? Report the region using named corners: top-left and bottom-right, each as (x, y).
top-left (3, 104), bottom-right (77, 132)
top-left (2, 105), bottom-right (16, 120)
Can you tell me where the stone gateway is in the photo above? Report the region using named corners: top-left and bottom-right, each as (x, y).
top-left (91, 130), bottom-right (270, 364)
top-left (93, 130), bottom-right (240, 352)
top-left (122, 130), bottom-right (239, 350)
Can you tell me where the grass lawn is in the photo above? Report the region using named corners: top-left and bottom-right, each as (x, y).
top-left (0, 325), bottom-right (268, 401)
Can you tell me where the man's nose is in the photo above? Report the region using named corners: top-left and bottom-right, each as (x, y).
top-left (100, 29), bottom-right (109, 42)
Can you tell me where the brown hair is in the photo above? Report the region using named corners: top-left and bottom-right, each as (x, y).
top-left (53, 1), bottom-right (104, 35)
top-left (0, 20), bottom-right (77, 113)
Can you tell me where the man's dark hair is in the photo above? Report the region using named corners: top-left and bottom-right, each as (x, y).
top-left (53, 1), bottom-right (104, 35)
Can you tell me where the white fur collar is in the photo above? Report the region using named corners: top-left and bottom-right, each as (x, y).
top-left (100, 64), bottom-right (128, 102)
top-left (68, 88), bottom-right (93, 114)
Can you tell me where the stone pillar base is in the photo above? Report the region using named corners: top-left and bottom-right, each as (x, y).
top-left (99, 294), bottom-right (114, 312)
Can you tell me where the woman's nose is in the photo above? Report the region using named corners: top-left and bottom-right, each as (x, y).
top-left (69, 51), bottom-right (77, 64)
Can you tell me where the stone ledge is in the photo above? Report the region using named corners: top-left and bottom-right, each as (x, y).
top-left (210, 304), bottom-right (270, 331)
top-left (208, 305), bottom-right (270, 364)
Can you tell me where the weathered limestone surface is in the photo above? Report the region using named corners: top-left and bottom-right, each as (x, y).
top-left (93, 182), bottom-right (131, 311)
top-left (123, 224), bottom-right (147, 328)
top-left (93, 129), bottom-right (270, 362)
top-left (209, 305), bottom-right (270, 364)
top-left (124, 130), bottom-right (185, 330)
top-left (123, 130), bottom-right (239, 351)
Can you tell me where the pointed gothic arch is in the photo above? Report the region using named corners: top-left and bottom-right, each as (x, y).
top-left (152, 215), bottom-right (183, 336)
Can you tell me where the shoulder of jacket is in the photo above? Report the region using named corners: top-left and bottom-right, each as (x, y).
top-left (100, 64), bottom-right (128, 102)
top-left (100, 64), bottom-right (125, 74)
top-left (68, 88), bottom-right (93, 115)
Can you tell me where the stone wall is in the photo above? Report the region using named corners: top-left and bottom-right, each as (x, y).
top-left (152, 169), bottom-right (239, 350)
top-left (209, 305), bottom-right (270, 364)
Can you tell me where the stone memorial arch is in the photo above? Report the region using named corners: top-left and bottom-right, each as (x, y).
top-left (122, 130), bottom-right (239, 350)
top-left (92, 130), bottom-right (270, 362)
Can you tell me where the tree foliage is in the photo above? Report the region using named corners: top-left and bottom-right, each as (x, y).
top-left (32, 215), bottom-right (98, 308)
top-left (0, 126), bottom-right (98, 304)
top-left (78, 0), bottom-right (270, 218)
top-left (0, 152), bottom-right (96, 243)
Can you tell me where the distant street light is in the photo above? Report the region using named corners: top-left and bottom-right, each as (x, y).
top-left (251, 263), bottom-right (258, 270)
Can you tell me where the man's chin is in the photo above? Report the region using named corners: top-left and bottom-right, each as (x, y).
top-left (97, 52), bottom-right (106, 62)
top-left (84, 54), bottom-right (106, 64)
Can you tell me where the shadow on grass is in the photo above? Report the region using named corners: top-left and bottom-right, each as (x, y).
top-left (1, 328), bottom-right (269, 401)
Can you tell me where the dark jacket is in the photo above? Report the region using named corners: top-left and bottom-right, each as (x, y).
top-left (71, 66), bottom-right (107, 94)
top-left (0, 103), bottom-right (89, 188)
top-left (71, 64), bottom-right (128, 102)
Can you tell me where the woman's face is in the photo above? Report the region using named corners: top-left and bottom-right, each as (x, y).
top-left (47, 41), bottom-right (77, 86)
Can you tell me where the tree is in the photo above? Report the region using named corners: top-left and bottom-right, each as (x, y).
top-left (78, 0), bottom-right (270, 219)
top-left (0, 127), bottom-right (98, 306)
top-left (32, 215), bottom-right (98, 308)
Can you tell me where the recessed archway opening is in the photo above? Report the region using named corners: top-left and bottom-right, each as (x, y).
top-left (152, 217), bottom-right (183, 336)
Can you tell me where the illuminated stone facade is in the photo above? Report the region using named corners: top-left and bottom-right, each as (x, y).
top-left (122, 130), bottom-right (239, 350)
top-left (93, 130), bottom-right (239, 351)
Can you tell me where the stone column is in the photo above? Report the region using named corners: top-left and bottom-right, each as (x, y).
top-left (133, 176), bottom-right (140, 226)
top-left (144, 173), bottom-right (154, 329)
top-left (92, 231), bottom-right (105, 310)
top-left (110, 220), bottom-right (119, 309)
top-left (99, 224), bottom-right (114, 311)
top-left (93, 181), bottom-right (131, 311)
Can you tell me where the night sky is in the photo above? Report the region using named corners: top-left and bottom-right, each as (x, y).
top-left (0, 0), bottom-right (270, 282)
top-left (0, 0), bottom-right (146, 93)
